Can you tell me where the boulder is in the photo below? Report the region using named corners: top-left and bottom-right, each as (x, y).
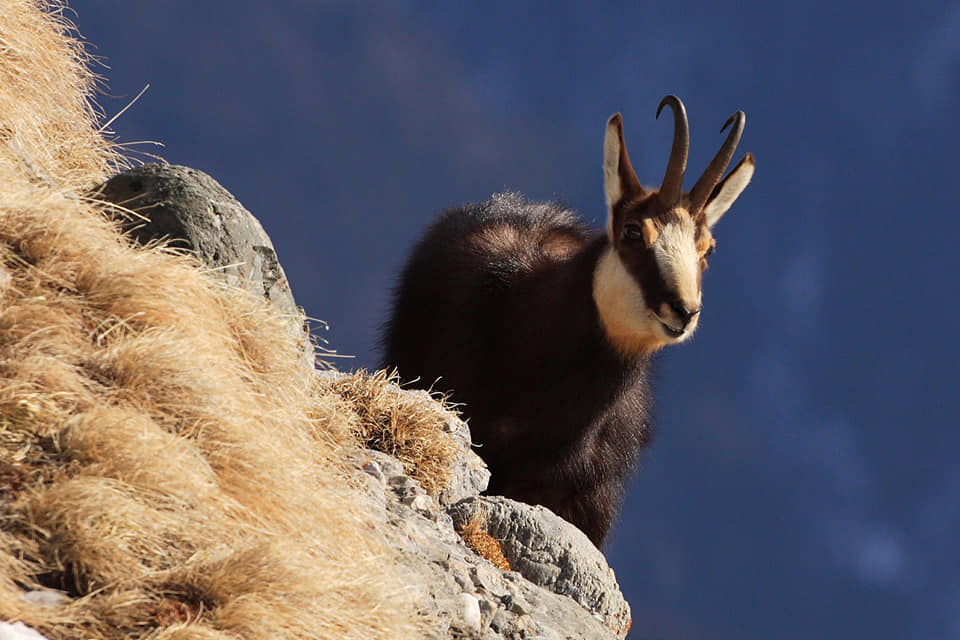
top-left (93, 163), bottom-right (309, 353)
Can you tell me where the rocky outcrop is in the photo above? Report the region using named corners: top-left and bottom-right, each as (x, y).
top-left (449, 497), bottom-right (631, 635)
top-left (352, 442), bottom-right (630, 639)
top-left (90, 164), bottom-right (631, 639)
top-left (93, 164), bottom-right (309, 352)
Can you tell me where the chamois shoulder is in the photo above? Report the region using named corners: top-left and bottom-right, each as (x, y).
top-left (421, 192), bottom-right (592, 268)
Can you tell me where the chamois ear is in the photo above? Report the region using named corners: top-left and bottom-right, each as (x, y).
top-left (603, 114), bottom-right (644, 207)
top-left (604, 113), bottom-right (643, 240)
top-left (702, 153), bottom-right (755, 229)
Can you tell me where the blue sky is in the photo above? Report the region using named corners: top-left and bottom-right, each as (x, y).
top-left (71, 2), bottom-right (960, 638)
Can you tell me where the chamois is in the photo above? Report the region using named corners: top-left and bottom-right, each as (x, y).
top-left (382, 96), bottom-right (754, 545)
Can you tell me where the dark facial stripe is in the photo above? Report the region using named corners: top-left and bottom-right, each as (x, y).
top-left (616, 240), bottom-right (673, 312)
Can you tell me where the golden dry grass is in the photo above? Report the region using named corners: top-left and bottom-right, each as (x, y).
top-left (0, 0), bottom-right (124, 189)
top-left (316, 370), bottom-right (461, 496)
top-left (0, 2), bottom-right (459, 638)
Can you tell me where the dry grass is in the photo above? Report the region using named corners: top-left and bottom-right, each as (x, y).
top-left (316, 370), bottom-right (461, 495)
top-left (0, 0), bottom-right (124, 189)
top-left (0, 2), bottom-right (451, 638)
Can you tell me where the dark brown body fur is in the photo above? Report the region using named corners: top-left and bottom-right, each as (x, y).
top-left (382, 193), bottom-right (652, 545)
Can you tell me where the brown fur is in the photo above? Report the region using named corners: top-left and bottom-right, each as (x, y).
top-left (383, 194), bottom-right (652, 545)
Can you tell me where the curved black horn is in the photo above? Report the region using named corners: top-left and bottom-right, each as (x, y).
top-left (689, 110), bottom-right (745, 216)
top-left (656, 95), bottom-right (689, 207)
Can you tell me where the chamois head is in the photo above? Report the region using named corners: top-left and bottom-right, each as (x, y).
top-left (595, 95), bottom-right (755, 355)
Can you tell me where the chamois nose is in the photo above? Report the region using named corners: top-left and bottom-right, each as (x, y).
top-left (669, 301), bottom-right (701, 327)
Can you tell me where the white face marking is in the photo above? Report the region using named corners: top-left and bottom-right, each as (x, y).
top-left (593, 245), bottom-right (697, 354)
top-left (593, 247), bottom-right (657, 354)
top-left (653, 214), bottom-right (700, 302)
top-left (651, 212), bottom-right (701, 335)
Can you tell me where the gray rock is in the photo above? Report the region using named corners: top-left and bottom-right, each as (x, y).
top-left (0, 622), bottom-right (49, 640)
top-left (21, 588), bottom-right (69, 607)
top-left (363, 448), bottom-right (405, 479)
top-left (455, 593), bottom-right (482, 634)
top-left (92, 164), bottom-right (310, 356)
top-left (350, 441), bottom-right (628, 639)
top-left (448, 496), bottom-right (631, 637)
top-left (430, 399), bottom-right (491, 507)
top-left (361, 456), bottom-right (386, 483)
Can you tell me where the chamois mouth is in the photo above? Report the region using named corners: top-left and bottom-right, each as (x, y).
top-left (653, 314), bottom-right (685, 338)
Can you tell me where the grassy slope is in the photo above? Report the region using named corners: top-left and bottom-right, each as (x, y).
top-left (0, 2), bottom-right (458, 638)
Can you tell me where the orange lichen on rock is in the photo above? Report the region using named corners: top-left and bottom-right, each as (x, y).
top-left (456, 515), bottom-right (512, 572)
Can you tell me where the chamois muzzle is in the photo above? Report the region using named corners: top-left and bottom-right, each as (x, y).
top-left (668, 300), bottom-right (701, 328)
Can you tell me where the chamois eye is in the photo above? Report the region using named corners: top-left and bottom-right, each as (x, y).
top-left (622, 223), bottom-right (644, 241)
top-left (704, 244), bottom-right (715, 258)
